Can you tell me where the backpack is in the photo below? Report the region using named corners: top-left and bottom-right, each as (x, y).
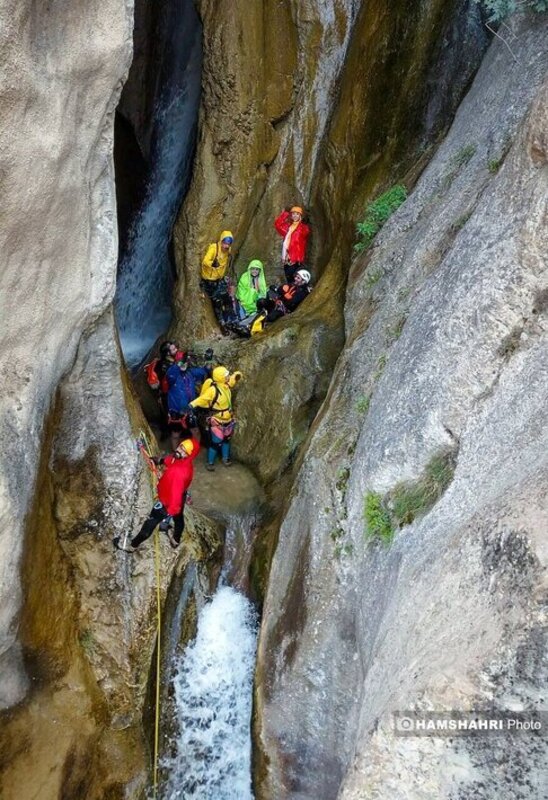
top-left (144, 359), bottom-right (160, 391)
top-left (250, 311), bottom-right (267, 335)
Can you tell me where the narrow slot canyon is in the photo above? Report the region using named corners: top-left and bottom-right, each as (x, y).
top-left (0, 1), bottom-right (547, 799)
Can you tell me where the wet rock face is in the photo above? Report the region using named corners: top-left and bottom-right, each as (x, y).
top-left (171, 0), bottom-right (486, 495)
top-left (255, 16), bottom-right (548, 800)
top-left (0, 312), bottom-right (222, 799)
top-left (0, 0), bottom-right (133, 709)
top-left (173, 0), bottom-right (362, 339)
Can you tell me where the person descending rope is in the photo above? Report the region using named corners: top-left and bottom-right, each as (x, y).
top-left (257, 269), bottom-right (311, 323)
top-left (236, 259), bottom-right (267, 316)
top-left (189, 366), bottom-right (242, 471)
top-left (274, 206), bottom-right (310, 282)
top-left (114, 438), bottom-right (199, 552)
top-left (201, 231), bottom-right (239, 330)
top-left (166, 354), bottom-right (210, 450)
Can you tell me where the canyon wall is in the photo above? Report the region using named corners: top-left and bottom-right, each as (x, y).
top-left (173, 0), bottom-right (487, 493)
top-left (0, 0), bottom-right (133, 710)
top-left (0, 1), bottom-right (217, 795)
top-left (255, 15), bottom-right (548, 800)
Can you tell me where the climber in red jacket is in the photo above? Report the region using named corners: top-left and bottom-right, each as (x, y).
top-left (114, 438), bottom-right (200, 552)
top-left (274, 205), bottom-right (311, 282)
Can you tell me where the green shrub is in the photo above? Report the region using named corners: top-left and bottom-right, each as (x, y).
top-left (451, 211), bottom-right (473, 232)
top-left (79, 629), bottom-right (96, 657)
top-left (354, 185), bottom-right (408, 252)
top-left (356, 394), bottom-right (371, 414)
top-left (335, 542), bottom-right (354, 559)
top-left (452, 144), bottom-right (477, 168)
top-left (476, 0), bottom-right (547, 22)
top-left (488, 157), bottom-right (502, 173)
top-left (363, 492), bottom-right (394, 544)
top-left (374, 354), bottom-right (387, 381)
top-left (390, 450), bottom-right (456, 526)
top-left (365, 268), bottom-right (383, 287)
top-left (387, 315), bottom-right (406, 342)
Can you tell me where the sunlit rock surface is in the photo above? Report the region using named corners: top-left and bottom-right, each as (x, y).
top-left (255, 16), bottom-right (548, 800)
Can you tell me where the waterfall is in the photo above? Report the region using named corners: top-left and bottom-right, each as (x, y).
top-left (114, 0), bottom-right (202, 367)
top-left (161, 588), bottom-right (258, 800)
top-left (161, 511), bottom-right (261, 799)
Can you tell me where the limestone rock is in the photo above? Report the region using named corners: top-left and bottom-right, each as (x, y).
top-left (255, 15), bottom-right (548, 800)
top-left (0, 0), bottom-right (133, 710)
top-left (0, 311), bottom-right (222, 798)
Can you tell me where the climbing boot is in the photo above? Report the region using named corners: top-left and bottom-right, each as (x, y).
top-left (206, 463), bottom-right (215, 472)
top-left (113, 536), bottom-right (137, 554)
top-left (222, 458), bottom-right (233, 467)
top-left (167, 530), bottom-right (180, 550)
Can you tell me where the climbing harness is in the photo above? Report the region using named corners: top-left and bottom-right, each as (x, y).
top-left (136, 430), bottom-right (163, 799)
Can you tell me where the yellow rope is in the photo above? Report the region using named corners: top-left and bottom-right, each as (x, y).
top-left (139, 430), bottom-right (162, 798)
top-left (153, 524), bottom-right (162, 799)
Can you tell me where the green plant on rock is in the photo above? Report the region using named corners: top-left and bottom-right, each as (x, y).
top-left (335, 541), bottom-right (354, 559)
top-left (476, 0), bottom-right (547, 21)
top-left (452, 144), bottom-right (477, 168)
top-left (387, 315), bottom-right (407, 342)
top-left (356, 394), bottom-right (371, 414)
top-left (330, 526), bottom-right (345, 542)
top-left (374, 354), bottom-right (387, 381)
top-left (363, 492), bottom-right (394, 545)
top-left (354, 185), bottom-right (408, 252)
top-left (79, 628), bottom-right (96, 657)
top-left (442, 144), bottom-right (477, 191)
top-left (365, 268), bottom-right (383, 288)
top-left (389, 450), bottom-right (457, 526)
top-left (336, 466), bottom-right (351, 495)
top-left (451, 210), bottom-right (473, 232)
top-left (488, 157), bottom-right (503, 174)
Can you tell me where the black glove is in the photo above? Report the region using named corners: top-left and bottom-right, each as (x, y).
top-left (204, 348), bottom-right (214, 362)
top-left (186, 411), bottom-right (198, 428)
top-left (284, 205), bottom-right (292, 213)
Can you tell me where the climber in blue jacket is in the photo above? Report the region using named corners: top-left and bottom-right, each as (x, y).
top-left (166, 355), bottom-right (210, 450)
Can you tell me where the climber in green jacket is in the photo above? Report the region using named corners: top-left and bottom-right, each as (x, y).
top-left (236, 259), bottom-right (267, 316)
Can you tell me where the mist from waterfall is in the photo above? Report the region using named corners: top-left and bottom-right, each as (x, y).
top-left (114, 0), bottom-right (202, 367)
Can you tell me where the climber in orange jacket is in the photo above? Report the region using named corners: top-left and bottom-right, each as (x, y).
top-left (114, 438), bottom-right (199, 552)
top-left (274, 206), bottom-right (310, 282)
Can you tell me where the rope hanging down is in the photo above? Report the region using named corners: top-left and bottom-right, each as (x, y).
top-left (137, 430), bottom-right (163, 799)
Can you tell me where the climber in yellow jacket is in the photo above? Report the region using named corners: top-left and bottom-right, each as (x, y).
top-left (201, 230), bottom-right (237, 329)
top-left (201, 230), bottom-right (233, 282)
top-left (189, 365), bottom-right (242, 470)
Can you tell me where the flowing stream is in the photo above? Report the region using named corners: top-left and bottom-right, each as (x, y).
top-left (160, 475), bottom-right (264, 800)
top-left (114, 0), bottom-right (202, 367)
top-left (161, 586), bottom-right (258, 800)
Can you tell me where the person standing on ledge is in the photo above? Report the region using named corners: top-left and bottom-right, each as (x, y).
top-left (274, 206), bottom-right (310, 282)
top-left (114, 438), bottom-right (199, 552)
top-left (201, 230), bottom-right (236, 327)
top-left (189, 366), bottom-right (242, 471)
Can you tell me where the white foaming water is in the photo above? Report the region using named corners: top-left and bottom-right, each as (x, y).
top-left (161, 586), bottom-right (258, 800)
top-left (115, 3), bottom-right (202, 367)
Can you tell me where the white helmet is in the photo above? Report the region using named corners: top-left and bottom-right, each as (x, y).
top-left (296, 269), bottom-right (311, 284)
